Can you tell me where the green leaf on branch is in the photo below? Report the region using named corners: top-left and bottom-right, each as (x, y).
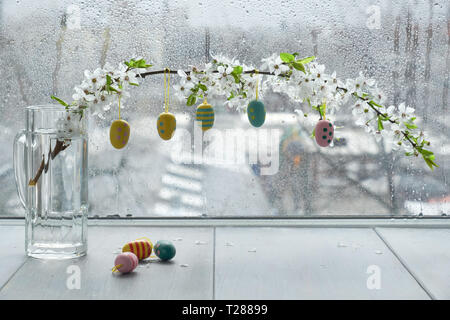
top-left (318, 102), bottom-right (327, 119)
top-left (198, 83), bottom-right (208, 92)
top-left (423, 156), bottom-right (438, 170)
top-left (377, 116), bottom-right (384, 131)
top-left (231, 73), bottom-right (240, 84)
top-left (106, 74), bottom-right (113, 92)
top-left (369, 100), bottom-right (384, 109)
top-left (404, 123), bottom-right (418, 130)
top-left (280, 53), bottom-right (295, 63)
top-left (137, 61), bottom-right (152, 68)
top-left (105, 75), bottom-right (119, 93)
top-left (124, 59), bottom-right (137, 68)
top-left (137, 59), bottom-right (151, 68)
top-left (417, 147), bottom-right (438, 170)
top-left (187, 94), bottom-right (197, 106)
top-left (404, 118), bottom-right (418, 130)
top-left (419, 148), bottom-right (434, 157)
top-left (292, 61), bottom-right (305, 73)
top-left (124, 58), bottom-right (152, 69)
top-left (191, 86), bottom-right (199, 94)
top-left (51, 95), bottom-right (68, 107)
top-left (232, 66), bottom-right (243, 75)
top-left (298, 56), bottom-right (316, 65)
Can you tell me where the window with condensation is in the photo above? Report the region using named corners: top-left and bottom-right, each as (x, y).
top-left (0, 0), bottom-right (449, 218)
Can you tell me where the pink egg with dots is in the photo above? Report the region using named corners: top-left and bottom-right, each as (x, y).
top-left (315, 120), bottom-right (334, 147)
top-left (114, 252), bottom-right (138, 274)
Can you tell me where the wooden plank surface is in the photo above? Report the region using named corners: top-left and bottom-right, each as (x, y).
top-left (0, 226), bottom-right (26, 289)
top-left (376, 228), bottom-right (450, 300)
top-left (2, 225), bottom-right (448, 300)
top-left (0, 226), bottom-right (213, 299)
top-left (214, 227), bottom-right (430, 300)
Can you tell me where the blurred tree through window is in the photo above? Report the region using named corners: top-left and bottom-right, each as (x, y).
top-left (0, 0), bottom-right (448, 217)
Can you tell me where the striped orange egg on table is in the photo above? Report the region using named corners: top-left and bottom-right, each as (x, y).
top-left (122, 237), bottom-right (153, 260)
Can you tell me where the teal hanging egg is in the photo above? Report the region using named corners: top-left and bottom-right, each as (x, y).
top-left (247, 100), bottom-right (266, 127)
top-left (196, 99), bottom-right (214, 131)
top-left (154, 240), bottom-right (176, 261)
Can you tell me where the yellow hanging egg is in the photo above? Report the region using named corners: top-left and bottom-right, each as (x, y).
top-left (110, 119), bottom-right (130, 149)
top-left (122, 239), bottom-right (153, 260)
top-left (157, 112), bottom-right (176, 140)
top-left (196, 100), bottom-right (214, 131)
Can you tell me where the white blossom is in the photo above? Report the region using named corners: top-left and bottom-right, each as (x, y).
top-left (398, 103), bottom-right (415, 120)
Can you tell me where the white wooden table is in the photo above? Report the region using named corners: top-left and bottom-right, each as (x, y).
top-left (0, 220), bottom-right (449, 300)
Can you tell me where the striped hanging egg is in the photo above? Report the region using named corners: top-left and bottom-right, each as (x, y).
top-left (122, 239), bottom-right (153, 260)
top-left (195, 100), bottom-right (214, 131)
top-left (157, 112), bottom-right (176, 140)
top-left (315, 120), bottom-right (334, 147)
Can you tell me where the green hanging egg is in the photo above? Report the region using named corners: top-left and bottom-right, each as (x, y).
top-left (196, 99), bottom-right (215, 131)
top-left (154, 240), bottom-right (176, 261)
top-left (247, 100), bottom-right (266, 127)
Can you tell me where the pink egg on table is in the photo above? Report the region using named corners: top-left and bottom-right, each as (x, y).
top-left (113, 252), bottom-right (139, 273)
top-left (315, 120), bottom-right (334, 147)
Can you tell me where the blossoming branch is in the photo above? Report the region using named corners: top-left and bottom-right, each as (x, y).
top-left (50, 54), bottom-right (437, 171)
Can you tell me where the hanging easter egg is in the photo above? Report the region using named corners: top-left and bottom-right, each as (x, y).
top-left (154, 240), bottom-right (176, 261)
top-left (196, 100), bottom-right (215, 131)
top-left (110, 119), bottom-right (130, 149)
top-left (157, 112), bottom-right (176, 140)
top-left (112, 252), bottom-right (139, 274)
top-left (122, 239), bottom-right (153, 260)
top-left (247, 100), bottom-right (266, 127)
top-left (315, 120), bottom-right (334, 147)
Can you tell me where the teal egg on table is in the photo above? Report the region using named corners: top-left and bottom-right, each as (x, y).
top-left (154, 240), bottom-right (176, 261)
top-left (247, 100), bottom-right (266, 127)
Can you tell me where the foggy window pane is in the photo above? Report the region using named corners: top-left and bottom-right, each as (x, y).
top-left (1, 0), bottom-right (448, 217)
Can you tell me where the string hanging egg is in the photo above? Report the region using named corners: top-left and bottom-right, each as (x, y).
top-left (157, 113), bottom-right (176, 140)
top-left (110, 96), bottom-right (130, 149)
top-left (247, 100), bottom-right (266, 127)
top-left (157, 68), bottom-right (176, 140)
top-left (195, 98), bottom-right (214, 131)
top-left (247, 70), bottom-right (266, 127)
top-left (315, 119), bottom-right (334, 147)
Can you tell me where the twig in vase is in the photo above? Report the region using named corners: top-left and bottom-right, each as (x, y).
top-left (28, 139), bottom-right (71, 186)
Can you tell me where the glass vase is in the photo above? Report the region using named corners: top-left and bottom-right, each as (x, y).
top-left (13, 105), bottom-right (88, 259)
